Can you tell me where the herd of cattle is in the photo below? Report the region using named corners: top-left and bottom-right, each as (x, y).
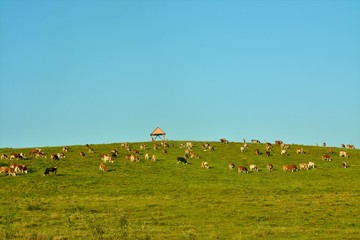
top-left (0, 139), bottom-right (357, 177)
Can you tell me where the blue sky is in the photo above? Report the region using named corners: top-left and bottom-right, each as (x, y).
top-left (0, 0), bottom-right (359, 148)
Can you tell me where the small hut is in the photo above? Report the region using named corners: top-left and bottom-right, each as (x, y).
top-left (150, 127), bottom-right (166, 141)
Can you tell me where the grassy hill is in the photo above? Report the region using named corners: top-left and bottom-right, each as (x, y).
top-left (0, 141), bottom-right (359, 239)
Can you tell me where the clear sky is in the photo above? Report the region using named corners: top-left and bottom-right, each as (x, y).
top-left (0, 0), bottom-right (359, 148)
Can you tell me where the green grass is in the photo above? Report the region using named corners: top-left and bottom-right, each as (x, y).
top-left (0, 141), bottom-right (359, 239)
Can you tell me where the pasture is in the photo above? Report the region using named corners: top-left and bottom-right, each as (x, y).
top-left (0, 141), bottom-right (359, 239)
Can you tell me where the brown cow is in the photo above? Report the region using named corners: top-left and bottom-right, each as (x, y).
top-left (282, 164), bottom-right (297, 172)
top-left (322, 154), bottom-right (332, 161)
top-left (99, 163), bottom-right (107, 172)
top-left (267, 163), bottom-right (274, 171)
top-left (296, 148), bottom-right (305, 154)
top-left (16, 164), bottom-right (28, 174)
top-left (10, 153), bottom-right (24, 160)
top-left (29, 148), bottom-right (42, 155)
top-left (238, 166), bottom-right (248, 173)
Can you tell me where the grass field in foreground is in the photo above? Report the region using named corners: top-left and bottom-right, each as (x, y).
top-left (0, 141), bottom-right (359, 239)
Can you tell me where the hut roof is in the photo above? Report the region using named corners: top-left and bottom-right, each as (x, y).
top-left (150, 127), bottom-right (166, 136)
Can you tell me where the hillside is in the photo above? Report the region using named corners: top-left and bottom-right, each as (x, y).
top-left (0, 141), bottom-right (359, 239)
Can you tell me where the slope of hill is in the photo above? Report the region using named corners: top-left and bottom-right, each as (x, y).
top-left (0, 141), bottom-right (359, 239)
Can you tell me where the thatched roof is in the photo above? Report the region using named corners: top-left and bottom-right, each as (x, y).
top-left (150, 127), bottom-right (166, 136)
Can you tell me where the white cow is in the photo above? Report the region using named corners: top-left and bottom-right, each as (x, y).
top-left (281, 150), bottom-right (288, 156)
top-left (249, 164), bottom-right (258, 172)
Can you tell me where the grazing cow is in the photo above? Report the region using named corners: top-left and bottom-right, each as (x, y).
top-left (296, 148), bottom-right (305, 154)
top-left (249, 164), bottom-right (258, 172)
top-left (129, 155), bottom-right (140, 162)
top-left (266, 151), bottom-right (271, 157)
top-left (0, 166), bottom-right (9, 174)
top-left (267, 163), bottom-right (274, 171)
top-left (88, 147), bottom-right (95, 153)
top-left (10, 153), bottom-right (22, 160)
top-left (255, 149), bottom-right (260, 156)
top-left (140, 144), bottom-right (147, 150)
top-left (29, 148), bottom-right (42, 155)
top-left (120, 143), bottom-right (129, 148)
top-left (101, 154), bottom-right (114, 163)
top-left (8, 168), bottom-right (16, 176)
top-left (177, 157), bottom-right (188, 164)
top-left (308, 162), bottom-right (315, 169)
top-left (1, 154), bottom-right (8, 159)
top-left (281, 144), bottom-right (290, 149)
top-left (62, 147), bottom-right (69, 152)
top-left (1, 167), bottom-right (17, 176)
top-left (202, 143), bottom-right (214, 151)
top-left (80, 152), bottom-right (85, 158)
top-left (275, 140), bottom-right (283, 146)
top-left (240, 147), bottom-right (246, 153)
top-left (111, 149), bottom-right (118, 157)
top-left (266, 144), bottom-right (272, 152)
top-left (341, 161), bottom-right (347, 168)
top-left (9, 163), bottom-right (18, 169)
top-left (229, 163), bottom-right (235, 170)
top-left (201, 161), bottom-right (209, 169)
top-left (99, 163), bottom-right (107, 172)
top-left (44, 167), bottom-right (57, 176)
top-left (322, 154), bottom-right (332, 161)
top-left (238, 166), bottom-right (248, 173)
top-left (144, 153), bottom-right (149, 160)
top-left (328, 148), bottom-right (333, 154)
top-left (132, 149), bottom-right (139, 155)
top-left (282, 164), bottom-right (297, 172)
top-left (10, 163), bottom-right (27, 174)
top-left (186, 142), bottom-right (193, 149)
top-left (251, 139), bottom-right (260, 144)
top-left (299, 163), bottom-right (308, 170)
top-left (280, 150), bottom-right (288, 156)
top-left (346, 144), bottom-right (355, 149)
top-left (51, 154), bottom-right (60, 161)
top-left (339, 151), bottom-right (350, 158)
top-left (57, 153), bottom-right (65, 159)
top-left (151, 155), bottom-right (157, 162)
top-left (220, 138), bottom-right (229, 144)
top-left (189, 152), bottom-right (199, 159)
top-left (35, 152), bottom-right (47, 158)
top-left (16, 164), bottom-right (28, 174)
